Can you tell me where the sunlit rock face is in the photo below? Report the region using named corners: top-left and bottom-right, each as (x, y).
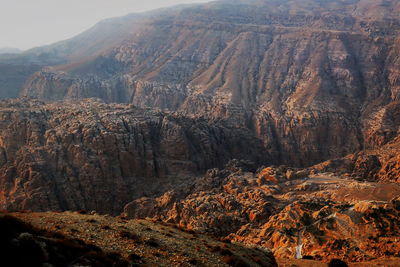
top-left (123, 160), bottom-right (400, 262)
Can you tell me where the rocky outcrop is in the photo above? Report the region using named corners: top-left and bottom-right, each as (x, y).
top-left (124, 160), bottom-right (277, 236)
top-left (0, 99), bottom-right (267, 214)
top-left (123, 161), bottom-right (400, 262)
top-left (234, 199), bottom-right (400, 261)
top-left (308, 99), bottom-right (400, 181)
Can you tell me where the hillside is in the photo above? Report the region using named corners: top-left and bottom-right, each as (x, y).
top-left (5, 211), bottom-right (400, 266)
top-left (2, 211), bottom-right (277, 266)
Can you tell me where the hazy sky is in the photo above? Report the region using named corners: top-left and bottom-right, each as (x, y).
top-left (0, 0), bottom-right (212, 50)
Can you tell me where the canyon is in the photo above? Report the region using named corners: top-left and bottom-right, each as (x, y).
top-left (0, 0), bottom-right (399, 265)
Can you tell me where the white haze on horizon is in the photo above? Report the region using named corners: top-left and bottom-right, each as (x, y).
top-left (0, 0), bottom-right (212, 51)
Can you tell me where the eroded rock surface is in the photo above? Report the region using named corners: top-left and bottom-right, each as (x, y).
top-left (124, 161), bottom-right (400, 262)
top-left (0, 99), bottom-right (266, 214)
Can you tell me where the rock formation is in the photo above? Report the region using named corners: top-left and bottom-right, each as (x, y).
top-left (0, 98), bottom-right (267, 214)
top-left (123, 160), bottom-right (400, 262)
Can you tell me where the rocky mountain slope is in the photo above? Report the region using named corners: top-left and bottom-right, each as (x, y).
top-left (19, 0), bottom-right (400, 166)
top-left (2, 211), bottom-right (278, 266)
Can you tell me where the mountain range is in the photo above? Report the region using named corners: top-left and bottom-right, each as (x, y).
top-left (0, 0), bottom-right (400, 265)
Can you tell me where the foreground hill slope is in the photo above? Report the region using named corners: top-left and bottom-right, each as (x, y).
top-left (20, 0), bottom-right (400, 166)
top-left (2, 211), bottom-right (278, 266)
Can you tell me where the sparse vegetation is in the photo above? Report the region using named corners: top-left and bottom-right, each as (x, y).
top-left (188, 258), bottom-right (198, 265)
top-left (219, 248), bottom-right (234, 256)
top-left (300, 213), bottom-right (313, 226)
top-left (119, 231), bottom-right (141, 242)
top-left (144, 237), bottom-right (160, 248)
top-left (222, 255), bottom-right (249, 267)
top-left (128, 253), bottom-right (142, 261)
top-left (102, 225), bottom-right (112, 230)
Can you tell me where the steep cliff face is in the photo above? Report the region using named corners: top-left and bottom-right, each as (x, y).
top-left (312, 99), bottom-right (400, 182)
top-left (0, 99), bottom-right (267, 214)
top-left (21, 0), bottom-right (400, 166)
